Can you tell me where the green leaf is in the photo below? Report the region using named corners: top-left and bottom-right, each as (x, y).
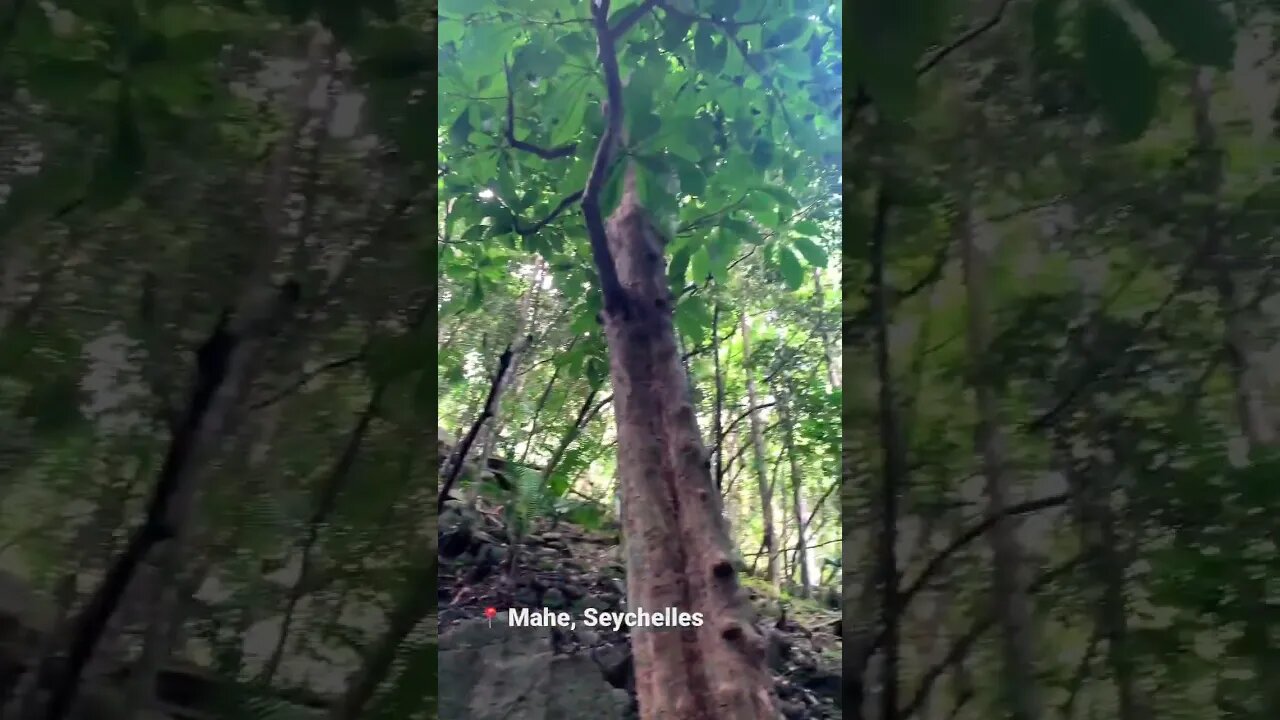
top-left (600, 159), bottom-right (628, 216)
top-left (777, 246), bottom-right (805, 290)
top-left (792, 237), bottom-right (827, 268)
top-left (849, 0), bottom-right (947, 118)
top-left (466, 275), bottom-right (484, 311)
top-left (629, 110), bottom-right (663, 142)
top-left (1130, 0), bottom-right (1235, 69)
top-left (20, 375), bottom-right (83, 435)
top-left (668, 244), bottom-right (691, 289)
top-left (448, 108), bottom-right (473, 147)
top-left (514, 40), bottom-right (567, 78)
top-left (754, 185), bottom-right (797, 211)
top-left (1080, 1), bottom-right (1158, 141)
top-left (750, 139), bottom-right (774, 169)
top-left (89, 90), bottom-right (146, 208)
top-left (694, 26), bottom-right (727, 74)
top-left (764, 18), bottom-right (807, 48)
top-left (0, 156), bottom-right (92, 235)
top-left (550, 80), bottom-right (589, 147)
top-left (23, 57), bottom-right (115, 105)
top-left (1031, 0), bottom-right (1063, 62)
top-left (365, 331), bottom-right (431, 384)
top-left (707, 229), bottom-right (740, 281)
top-left (675, 296), bottom-right (711, 345)
top-left (690, 246), bottom-right (711, 283)
top-left (661, 9), bottom-right (694, 49)
top-left (669, 155), bottom-right (706, 197)
top-left (793, 220), bottom-right (821, 236)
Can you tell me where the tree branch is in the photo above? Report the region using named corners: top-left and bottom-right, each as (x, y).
top-left (515, 190), bottom-right (585, 236)
top-left (717, 402), bottom-right (776, 448)
top-left (609, 0), bottom-right (658, 36)
top-left (578, 0), bottom-right (631, 316)
top-left (251, 352), bottom-right (366, 410)
top-left (1026, 236), bottom-right (1215, 432)
top-left (888, 492), bottom-right (1072, 642)
top-left (916, 0), bottom-right (1011, 75)
top-left (438, 345), bottom-right (516, 511)
top-left (848, 0), bottom-right (1011, 129)
top-left (504, 60), bottom-right (578, 160)
top-left (898, 553), bottom-right (1086, 719)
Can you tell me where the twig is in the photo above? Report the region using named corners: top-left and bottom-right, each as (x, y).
top-left (892, 493), bottom-right (1072, 624)
top-left (515, 190), bottom-right (585, 236)
top-left (251, 352), bottom-right (366, 409)
top-left (848, 0), bottom-right (1011, 128)
top-left (438, 345), bottom-right (517, 511)
top-left (1026, 236), bottom-right (1216, 432)
top-left (916, 0), bottom-right (1011, 75)
top-left (717, 402), bottom-right (776, 447)
top-left (1061, 625), bottom-right (1101, 717)
top-left (898, 553), bottom-right (1086, 719)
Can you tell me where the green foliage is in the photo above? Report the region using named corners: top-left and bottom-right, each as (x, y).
top-left (511, 464), bottom-right (551, 537)
top-left (1080, 0), bottom-right (1158, 141)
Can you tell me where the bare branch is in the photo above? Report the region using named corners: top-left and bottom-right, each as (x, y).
top-left (251, 352), bottom-right (366, 410)
top-left (916, 0), bottom-right (1011, 75)
top-left (439, 346), bottom-right (517, 511)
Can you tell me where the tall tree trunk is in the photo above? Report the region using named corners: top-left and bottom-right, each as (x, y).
top-left (1056, 441), bottom-right (1145, 720)
top-left (1190, 70), bottom-right (1280, 715)
top-left (1190, 69), bottom-right (1275, 453)
top-left (601, 190), bottom-right (777, 717)
top-left (576, 3), bottom-right (778, 716)
top-left (812, 268), bottom-right (839, 389)
top-left (868, 185), bottom-right (904, 720)
top-left (777, 386), bottom-right (812, 597)
top-left (959, 198), bottom-right (1044, 720)
top-left (740, 312), bottom-right (780, 589)
top-left (712, 302), bottom-right (726, 489)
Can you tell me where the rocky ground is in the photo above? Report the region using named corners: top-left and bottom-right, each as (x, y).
top-left (438, 500), bottom-right (841, 719)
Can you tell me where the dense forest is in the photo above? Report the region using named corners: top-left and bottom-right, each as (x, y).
top-left (438, 0), bottom-right (840, 717)
top-left (845, 2), bottom-right (1279, 720)
top-left (3, 0), bottom-right (1280, 720)
top-left (1, 1), bottom-right (437, 719)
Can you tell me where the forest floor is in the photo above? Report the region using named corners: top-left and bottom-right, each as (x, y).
top-left (438, 499), bottom-right (841, 719)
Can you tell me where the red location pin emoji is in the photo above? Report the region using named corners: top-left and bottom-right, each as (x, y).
top-left (484, 607), bottom-right (497, 628)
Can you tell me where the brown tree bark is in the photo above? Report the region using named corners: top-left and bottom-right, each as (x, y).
top-left (569, 1), bottom-right (779, 716)
top-left (605, 191), bottom-right (777, 718)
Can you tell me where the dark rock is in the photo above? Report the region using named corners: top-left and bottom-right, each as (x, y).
top-left (590, 643), bottom-right (633, 692)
